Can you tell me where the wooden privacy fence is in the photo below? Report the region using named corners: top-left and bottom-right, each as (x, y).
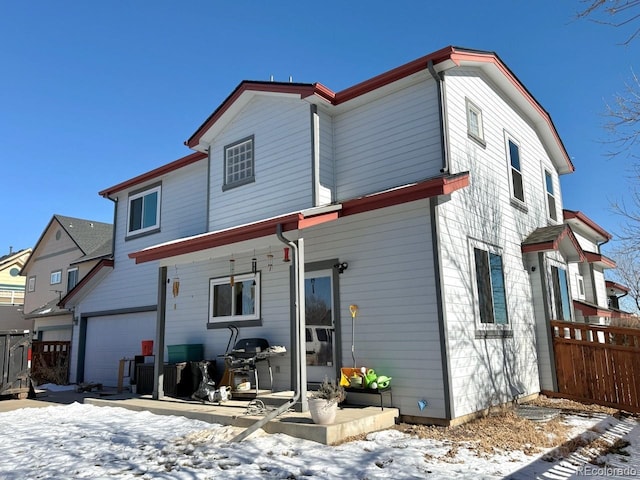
top-left (31, 340), bottom-right (71, 385)
top-left (548, 320), bottom-right (640, 413)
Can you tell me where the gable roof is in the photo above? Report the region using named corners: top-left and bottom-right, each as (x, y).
top-left (563, 209), bottom-right (612, 243)
top-left (0, 248), bottom-right (31, 269)
top-left (22, 215), bottom-right (113, 274)
top-left (186, 45), bottom-right (573, 174)
top-left (52, 215), bottom-right (113, 259)
top-left (521, 224), bottom-right (585, 263)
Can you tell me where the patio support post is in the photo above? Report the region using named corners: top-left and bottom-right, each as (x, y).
top-left (277, 225), bottom-right (308, 412)
top-left (153, 265), bottom-right (167, 399)
top-left (296, 237), bottom-right (308, 411)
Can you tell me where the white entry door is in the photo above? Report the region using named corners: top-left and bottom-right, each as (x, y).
top-left (305, 269), bottom-right (336, 383)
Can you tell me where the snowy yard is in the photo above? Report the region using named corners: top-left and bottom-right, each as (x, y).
top-left (0, 400), bottom-right (638, 479)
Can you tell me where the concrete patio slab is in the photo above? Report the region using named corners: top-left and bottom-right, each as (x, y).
top-left (84, 394), bottom-right (399, 445)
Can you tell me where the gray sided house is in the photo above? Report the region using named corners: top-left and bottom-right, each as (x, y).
top-left (66, 46), bottom-right (609, 425)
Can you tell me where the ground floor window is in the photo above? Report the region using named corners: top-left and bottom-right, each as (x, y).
top-left (551, 265), bottom-right (572, 321)
top-left (470, 240), bottom-right (509, 326)
top-left (209, 272), bottom-right (260, 323)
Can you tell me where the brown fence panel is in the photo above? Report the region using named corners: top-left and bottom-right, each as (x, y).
top-left (550, 320), bottom-right (640, 413)
top-left (31, 340), bottom-right (71, 385)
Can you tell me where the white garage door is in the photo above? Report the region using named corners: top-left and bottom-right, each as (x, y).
top-left (84, 312), bottom-right (155, 386)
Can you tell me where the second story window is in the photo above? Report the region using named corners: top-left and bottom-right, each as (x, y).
top-left (127, 185), bottom-right (161, 237)
top-left (223, 135), bottom-right (255, 190)
top-left (466, 98), bottom-right (484, 144)
top-left (28, 276), bottom-right (36, 292)
top-left (545, 170), bottom-right (557, 221)
top-left (67, 268), bottom-right (79, 292)
top-left (50, 270), bottom-right (62, 285)
top-left (507, 137), bottom-right (524, 203)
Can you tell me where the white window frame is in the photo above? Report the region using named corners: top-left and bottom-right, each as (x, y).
top-left (466, 98), bottom-right (485, 144)
top-left (223, 135), bottom-right (255, 190)
top-left (50, 270), bottom-right (62, 285)
top-left (576, 274), bottom-right (586, 300)
top-left (469, 239), bottom-right (510, 328)
top-left (506, 135), bottom-right (525, 204)
top-left (208, 272), bottom-right (260, 323)
top-left (28, 276), bottom-right (36, 292)
top-left (545, 169), bottom-right (557, 221)
top-left (127, 184), bottom-right (161, 236)
top-left (67, 267), bottom-right (79, 292)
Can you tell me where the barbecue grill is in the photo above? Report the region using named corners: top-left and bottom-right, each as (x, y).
top-left (220, 335), bottom-right (286, 395)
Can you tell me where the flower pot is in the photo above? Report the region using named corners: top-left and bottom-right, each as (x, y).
top-left (308, 397), bottom-right (338, 425)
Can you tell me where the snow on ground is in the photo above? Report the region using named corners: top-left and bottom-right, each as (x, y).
top-left (0, 403), bottom-right (638, 479)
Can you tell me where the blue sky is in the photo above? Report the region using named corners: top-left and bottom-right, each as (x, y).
top-left (0, 1), bottom-right (637, 254)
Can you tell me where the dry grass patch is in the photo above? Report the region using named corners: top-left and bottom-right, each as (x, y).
top-left (397, 410), bottom-right (569, 456)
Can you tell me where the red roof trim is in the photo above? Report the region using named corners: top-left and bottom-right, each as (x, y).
top-left (58, 258), bottom-right (114, 307)
top-left (521, 225), bottom-right (586, 262)
top-left (184, 47), bottom-right (573, 174)
top-left (563, 210), bottom-right (612, 240)
top-left (584, 251), bottom-right (616, 268)
top-left (573, 299), bottom-right (612, 317)
top-left (186, 82), bottom-right (324, 149)
top-left (129, 211), bottom-right (335, 265)
top-left (99, 151), bottom-right (207, 197)
top-left (129, 173), bottom-right (469, 264)
top-left (341, 172), bottom-right (469, 217)
top-left (606, 280), bottom-right (630, 294)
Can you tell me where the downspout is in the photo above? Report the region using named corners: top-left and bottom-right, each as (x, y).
top-left (427, 60), bottom-right (450, 174)
top-left (231, 224), bottom-right (307, 442)
top-left (104, 195), bottom-right (118, 262)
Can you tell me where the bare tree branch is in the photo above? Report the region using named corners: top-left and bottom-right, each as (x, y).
top-left (577, 0), bottom-right (640, 44)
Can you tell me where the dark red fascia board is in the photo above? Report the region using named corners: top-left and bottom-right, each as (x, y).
top-left (129, 211), bottom-right (338, 265)
top-left (521, 225), bottom-right (586, 262)
top-left (99, 151), bottom-right (207, 197)
top-left (584, 251), bottom-right (616, 268)
top-left (605, 280), bottom-right (630, 294)
top-left (129, 172), bottom-right (469, 264)
top-left (341, 172), bottom-right (469, 216)
top-left (185, 82), bottom-right (333, 149)
top-left (573, 299), bottom-right (612, 317)
top-left (185, 46), bottom-right (573, 173)
top-left (58, 258), bottom-right (114, 308)
top-left (563, 209), bottom-right (612, 241)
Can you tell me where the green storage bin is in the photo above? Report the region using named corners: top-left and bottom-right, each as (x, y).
top-left (167, 344), bottom-right (204, 363)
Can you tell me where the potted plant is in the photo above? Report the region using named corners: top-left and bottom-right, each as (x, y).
top-left (308, 377), bottom-right (345, 425)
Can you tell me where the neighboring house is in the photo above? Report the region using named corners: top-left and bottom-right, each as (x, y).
top-left (562, 209), bottom-right (620, 325)
top-left (21, 215), bottom-right (112, 342)
top-left (0, 248), bottom-right (31, 306)
top-left (61, 152), bottom-right (208, 386)
top-left (66, 46), bottom-right (616, 425)
top-left (0, 248), bottom-right (32, 331)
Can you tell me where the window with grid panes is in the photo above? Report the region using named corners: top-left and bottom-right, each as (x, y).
top-left (224, 136), bottom-right (254, 190)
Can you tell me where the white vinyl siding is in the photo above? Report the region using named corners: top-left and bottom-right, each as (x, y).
top-left (333, 78), bottom-right (443, 201)
top-left (208, 96), bottom-right (313, 231)
top-left (69, 158), bottom-right (207, 385)
top-left (437, 69), bottom-right (557, 418)
top-left (318, 110), bottom-right (335, 205)
top-left (163, 201), bottom-right (447, 419)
